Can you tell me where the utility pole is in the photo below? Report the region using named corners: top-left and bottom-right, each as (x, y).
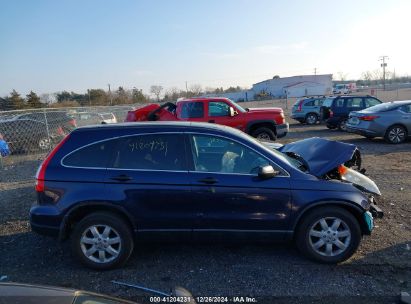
top-left (379, 56), bottom-right (388, 90)
top-left (88, 89), bottom-right (91, 106)
top-left (314, 67), bottom-right (317, 76)
top-left (185, 81), bottom-right (188, 95)
top-left (108, 84), bottom-right (113, 106)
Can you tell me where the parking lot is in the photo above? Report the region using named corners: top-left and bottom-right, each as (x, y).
top-left (0, 109), bottom-right (410, 303)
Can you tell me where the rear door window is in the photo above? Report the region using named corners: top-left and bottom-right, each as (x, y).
top-left (63, 141), bottom-right (113, 168)
top-left (343, 98), bottom-right (362, 109)
top-left (180, 102), bottom-right (204, 118)
top-left (111, 134), bottom-right (187, 171)
top-left (322, 98), bottom-right (334, 108)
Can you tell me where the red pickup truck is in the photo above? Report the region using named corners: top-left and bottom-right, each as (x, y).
top-left (125, 97), bottom-right (289, 141)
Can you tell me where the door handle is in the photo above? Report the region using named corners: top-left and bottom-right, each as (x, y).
top-left (110, 175), bottom-right (133, 182)
top-left (198, 177), bottom-right (218, 184)
top-left (208, 120), bottom-right (215, 123)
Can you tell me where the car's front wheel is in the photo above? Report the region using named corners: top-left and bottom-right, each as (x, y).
top-left (296, 206), bottom-right (361, 264)
top-left (251, 127), bottom-right (276, 141)
top-left (71, 212), bottom-right (134, 270)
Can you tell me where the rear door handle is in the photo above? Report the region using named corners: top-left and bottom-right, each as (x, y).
top-left (198, 177), bottom-right (218, 184)
top-left (110, 175), bottom-right (133, 182)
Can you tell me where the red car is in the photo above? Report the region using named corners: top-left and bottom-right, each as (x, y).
top-left (125, 98), bottom-right (289, 141)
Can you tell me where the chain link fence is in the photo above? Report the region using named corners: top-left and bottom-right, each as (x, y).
top-left (0, 104), bottom-right (143, 168)
top-left (1, 88), bottom-right (411, 169)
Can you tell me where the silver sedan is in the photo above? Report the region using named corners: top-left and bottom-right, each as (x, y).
top-left (346, 100), bottom-right (411, 144)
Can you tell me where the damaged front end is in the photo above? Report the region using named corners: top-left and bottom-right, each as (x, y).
top-left (277, 137), bottom-right (384, 220)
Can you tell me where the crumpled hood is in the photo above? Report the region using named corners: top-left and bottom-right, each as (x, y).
top-left (278, 137), bottom-right (358, 177)
top-left (247, 107), bottom-right (283, 114)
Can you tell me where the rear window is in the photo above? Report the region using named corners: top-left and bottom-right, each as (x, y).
top-left (322, 98), bottom-right (334, 108)
top-left (62, 141), bottom-right (112, 168)
top-left (111, 134), bottom-right (187, 171)
top-left (364, 98), bottom-right (382, 107)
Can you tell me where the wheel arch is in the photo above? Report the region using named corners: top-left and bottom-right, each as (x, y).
top-left (292, 201), bottom-right (369, 237)
top-left (385, 123), bottom-right (409, 136)
top-left (59, 202), bottom-right (136, 241)
top-left (246, 120), bottom-right (277, 135)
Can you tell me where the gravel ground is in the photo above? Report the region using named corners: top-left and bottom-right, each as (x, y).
top-left (0, 118), bottom-right (410, 304)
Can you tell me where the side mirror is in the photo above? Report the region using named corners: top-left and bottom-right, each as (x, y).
top-left (258, 165), bottom-right (278, 179)
top-left (229, 106), bottom-right (238, 117)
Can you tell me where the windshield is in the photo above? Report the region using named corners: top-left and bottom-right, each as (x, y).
top-left (229, 99), bottom-right (247, 113)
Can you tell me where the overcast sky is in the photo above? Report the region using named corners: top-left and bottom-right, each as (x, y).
top-left (1, 0), bottom-right (410, 97)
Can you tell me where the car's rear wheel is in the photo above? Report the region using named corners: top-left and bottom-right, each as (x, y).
top-left (326, 124), bottom-right (336, 129)
top-left (384, 125), bottom-right (407, 144)
top-left (71, 212), bottom-right (134, 270)
top-left (296, 206), bottom-right (361, 264)
top-left (305, 113), bottom-right (318, 125)
top-left (38, 137), bottom-right (51, 151)
top-left (251, 127), bottom-right (276, 141)
top-left (338, 119), bottom-right (347, 131)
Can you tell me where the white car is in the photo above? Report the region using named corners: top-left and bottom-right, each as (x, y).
top-left (333, 84), bottom-right (351, 94)
top-left (99, 112), bottom-right (117, 124)
top-left (72, 112), bottom-right (117, 126)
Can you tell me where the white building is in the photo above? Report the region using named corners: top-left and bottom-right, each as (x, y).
top-left (200, 74), bottom-right (333, 102)
top-left (252, 74), bottom-right (333, 98)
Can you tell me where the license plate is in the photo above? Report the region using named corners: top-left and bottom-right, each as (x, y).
top-left (349, 117), bottom-right (359, 125)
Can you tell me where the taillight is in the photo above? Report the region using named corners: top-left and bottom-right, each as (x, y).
top-left (35, 134), bottom-right (70, 192)
top-left (329, 110), bottom-right (334, 117)
top-left (297, 100), bottom-right (304, 112)
top-left (359, 115), bottom-right (379, 121)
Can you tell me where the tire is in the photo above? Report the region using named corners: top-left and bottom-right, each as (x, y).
top-left (295, 206), bottom-right (361, 264)
top-left (38, 137), bottom-right (51, 151)
top-left (71, 212), bottom-right (134, 270)
top-left (305, 113), bottom-right (318, 125)
top-left (338, 119), bottom-right (347, 131)
top-left (364, 135), bottom-right (375, 139)
top-left (251, 127), bottom-right (276, 141)
top-left (384, 125), bottom-right (407, 144)
top-left (326, 124), bottom-right (336, 130)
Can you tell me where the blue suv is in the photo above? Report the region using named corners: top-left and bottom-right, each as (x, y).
top-left (30, 122), bottom-right (383, 269)
top-left (291, 97), bottom-right (325, 125)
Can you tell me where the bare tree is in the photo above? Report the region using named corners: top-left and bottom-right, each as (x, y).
top-left (361, 71), bottom-right (373, 82)
top-left (337, 72), bottom-right (348, 81)
top-left (189, 84), bottom-right (202, 96)
top-left (150, 85), bottom-right (163, 101)
top-left (40, 93), bottom-right (56, 105)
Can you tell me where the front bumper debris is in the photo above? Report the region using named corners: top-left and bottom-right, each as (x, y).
top-left (369, 203), bottom-right (384, 218)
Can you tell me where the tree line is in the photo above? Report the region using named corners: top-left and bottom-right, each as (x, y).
top-left (0, 87), bottom-right (149, 111)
